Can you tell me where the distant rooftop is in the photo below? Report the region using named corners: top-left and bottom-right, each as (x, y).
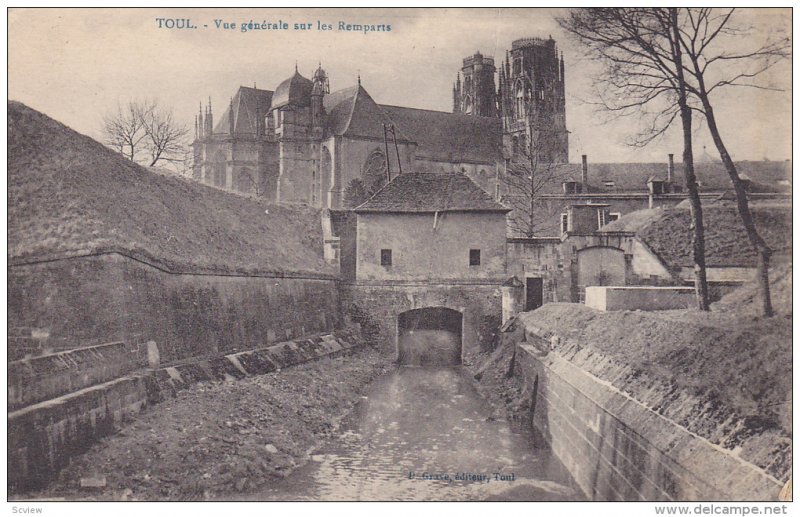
top-left (355, 173), bottom-right (510, 213)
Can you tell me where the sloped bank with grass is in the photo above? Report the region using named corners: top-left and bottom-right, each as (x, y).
top-left (467, 272), bottom-right (791, 501)
top-left (8, 101), bottom-right (340, 362)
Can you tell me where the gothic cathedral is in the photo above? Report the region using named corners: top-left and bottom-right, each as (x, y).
top-left (191, 36), bottom-right (569, 206)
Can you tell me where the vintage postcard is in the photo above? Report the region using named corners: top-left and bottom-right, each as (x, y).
top-left (6, 6), bottom-right (793, 513)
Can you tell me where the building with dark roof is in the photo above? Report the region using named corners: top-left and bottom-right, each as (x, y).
top-left (348, 173), bottom-right (509, 282)
top-left (192, 63), bottom-right (508, 208)
top-left (191, 47), bottom-right (789, 237)
top-left (191, 36), bottom-right (570, 208)
top-left (331, 173), bottom-right (512, 364)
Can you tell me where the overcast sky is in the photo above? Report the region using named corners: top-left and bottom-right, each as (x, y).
top-left (8, 7), bottom-right (792, 163)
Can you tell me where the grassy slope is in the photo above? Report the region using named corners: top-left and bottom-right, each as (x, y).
top-left (8, 101), bottom-right (333, 276)
top-left (517, 287), bottom-right (792, 480)
top-left (603, 205), bottom-right (792, 268)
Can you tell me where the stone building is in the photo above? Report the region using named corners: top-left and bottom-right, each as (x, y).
top-left (454, 37), bottom-right (569, 163)
top-left (191, 35), bottom-right (573, 206)
top-left (192, 65), bottom-right (506, 208)
top-left (506, 196), bottom-right (792, 306)
top-left (334, 173), bottom-right (511, 364)
top-left (501, 153), bottom-right (792, 238)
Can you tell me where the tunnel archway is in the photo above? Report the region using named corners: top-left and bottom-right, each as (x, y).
top-left (397, 307), bottom-right (463, 366)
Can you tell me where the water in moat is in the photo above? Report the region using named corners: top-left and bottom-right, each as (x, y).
top-left (245, 365), bottom-right (583, 501)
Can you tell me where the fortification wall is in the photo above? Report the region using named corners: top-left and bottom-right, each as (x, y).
top-left (507, 316), bottom-right (786, 501)
top-left (8, 253), bottom-right (340, 363)
top-left (8, 332), bottom-right (362, 492)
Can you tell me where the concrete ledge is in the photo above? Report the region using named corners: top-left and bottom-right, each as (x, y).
top-left (8, 331), bottom-right (362, 492)
top-left (146, 332), bottom-right (360, 400)
top-left (585, 286), bottom-right (694, 311)
top-left (8, 341), bottom-right (148, 411)
top-left (8, 374), bottom-right (150, 492)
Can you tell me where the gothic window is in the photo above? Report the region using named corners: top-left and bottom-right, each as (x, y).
top-left (213, 151), bottom-right (226, 188)
top-left (311, 160), bottom-right (320, 205)
top-left (362, 149), bottom-right (388, 195)
top-left (464, 95), bottom-right (473, 115)
top-left (320, 146), bottom-right (332, 206)
top-left (238, 167), bottom-right (254, 194)
top-left (515, 83), bottom-right (526, 119)
top-left (512, 136), bottom-right (519, 155)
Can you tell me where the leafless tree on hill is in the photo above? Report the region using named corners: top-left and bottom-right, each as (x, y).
top-left (143, 105), bottom-right (189, 168)
top-left (559, 8), bottom-right (789, 316)
top-left (102, 99), bottom-right (189, 169)
top-left (103, 101), bottom-right (151, 163)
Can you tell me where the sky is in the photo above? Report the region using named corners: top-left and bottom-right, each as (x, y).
top-left (8, 7), bottom-right (793, 163)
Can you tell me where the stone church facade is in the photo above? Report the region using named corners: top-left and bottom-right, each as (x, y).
top-left (191, 36), bottom-right (569, 208)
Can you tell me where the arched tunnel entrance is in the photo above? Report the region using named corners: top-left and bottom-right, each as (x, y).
top-left (396, 307), bottom-right (463, 366)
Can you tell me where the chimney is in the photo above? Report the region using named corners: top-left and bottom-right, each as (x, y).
top-left (581, 154), bottom-right (588, 186)
top-left (667, 153), bottom-right (674, 183)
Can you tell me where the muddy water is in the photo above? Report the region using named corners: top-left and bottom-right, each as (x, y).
top-left (246, 366), bottom-right (582, 501)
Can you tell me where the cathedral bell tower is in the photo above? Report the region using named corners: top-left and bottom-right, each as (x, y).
top-left (453, 51), bottom-right (497, 117)
top-left (498, 36), bottom-right (568, 163)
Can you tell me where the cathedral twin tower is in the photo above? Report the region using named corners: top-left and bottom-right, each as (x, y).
top-left (453, 36), bottom-right (568, 163)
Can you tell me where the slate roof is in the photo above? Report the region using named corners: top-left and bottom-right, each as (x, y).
top-left (380, 105), bottom-right (503, 164)
top-left (535, 161), bottom-right (791, 195)
top-left (322, 85), bottom-right (502, 164)
top-left (600, 203), bottom-right (792, 268)
top-left (355, 173), bottom-right (510, 213)
top-left (323, 85), bottom-right (412, 142)
top-left (213, 87), bottom-right (273, 136)
top-left (272, 71), bottom-right (313, 109)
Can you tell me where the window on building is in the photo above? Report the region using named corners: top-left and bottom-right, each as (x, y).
top-left (275, 110), bottom-right (282, 128)
top-left (609, 212), bottom-right (621, 222)
top-left (561, 213), bottom-right (569, 234)
top-left (603, 180), bottom-right (616, 189)
top-left (562, 181), bottom-right (582, 194)
top-left (650, 181), bottom-right (664, 195)
top-left (469, 249), bottom-right (481, 266)
top-left (380, 249), bottom-right (392, 267)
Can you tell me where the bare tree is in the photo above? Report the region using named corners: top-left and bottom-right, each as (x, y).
top-left (502, 120), bottom-right (572, 238)
top-left (102, 101), bottom-right (151, 162)
top-left (559, 8), bottom-right (789, 315)
top-left (143, 105), bottom-right (189, 167)
top-left (102, 99), bottom-right (188, 169)
top-left (678, 8), bottom-right (789, 317)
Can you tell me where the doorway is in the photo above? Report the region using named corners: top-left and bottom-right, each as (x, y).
top-left (526, 277), bottom-right (544, 311)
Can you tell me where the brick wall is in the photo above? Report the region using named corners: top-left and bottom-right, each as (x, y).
top-left (8, 253), bottom-right (340, 363)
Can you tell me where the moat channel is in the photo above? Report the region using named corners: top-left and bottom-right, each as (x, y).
top-left (242, 365), bottom-right (583, 501)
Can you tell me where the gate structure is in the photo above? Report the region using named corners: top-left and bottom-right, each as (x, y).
top-left (396, 307), bottom-right (463, 366)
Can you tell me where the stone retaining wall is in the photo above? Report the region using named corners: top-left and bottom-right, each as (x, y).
top-left (515, 332), bottom-right (783, 501)
top-left (8, 332), bottom-right (362, 492)
top-left (8, 253), bottom-right (340, 363)
top-left (584, 286), bottom-right (695, 311)
top-left (8, 341), bottom-right (148, 411)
